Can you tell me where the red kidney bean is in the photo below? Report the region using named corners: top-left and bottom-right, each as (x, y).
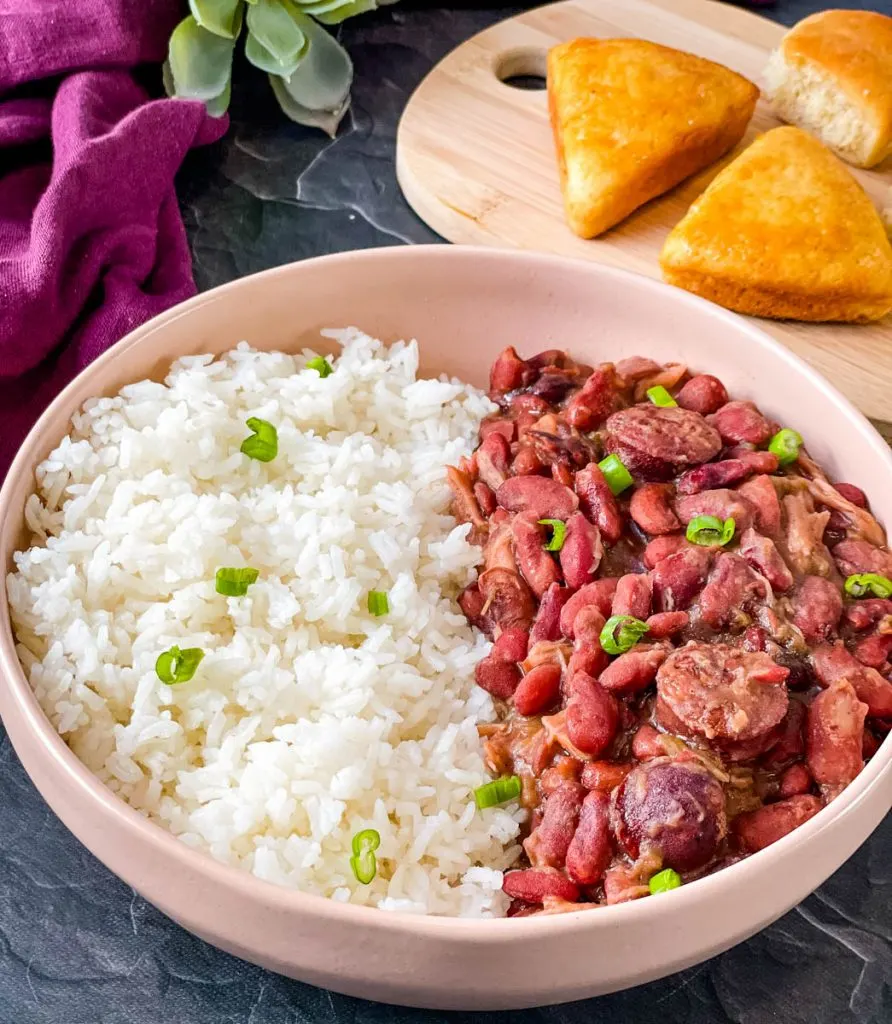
top-left (552, 462), bottom-right (574, 489)
top-left (459, 582), bottom-right (486, 626)
top-left (600, 646), bottom-right (668, 695)
top-left (489, 346), bottom-right (533, 394)
top-left (863, 729), bottom-right (881, 759)
top-left (762, 701), bottom-right (807, 768)
top-left (698, 553), bottom-right (768, 631)
top-left (812, 643), bottom-right (892, 718)
top-left (651, 547), bottom-right (713, 612)
top-left (733, 795), bottom-right (823, 853)
top-left (676, 459), bottom-right (755, 495)
top-left (657, 642), bottom-right (789, 742)
top-left (792, 576), bottom-right (843, 641)
top-left (492, 628), bottom-right (529, 663)
top-left (613, 758), bottom-right (727, 871)
top-left (475, 482), bottom-right (497, 519)
top-left (477, 568), bottom-right (536, 636)
top-left (559, 513), bottom-right (603, 589)
top-left (833, 482), bottom-right (868, 508)
top-left (738, 528), bottom-right (794, 592)
top-left (611, 573), bottom-right (653, 619)
top-left (565, 365), bottom-right (618, 430)
top-left (778, 763), bottom-right (813, 799)
top-left (643, 534), bottom-right (689, 569)
top-left (524, 781), bottom-right (584, 868)
top-left (737, 475), bottom-right (782, 536)
top-left (559, 579), bottom-right (619, 638)
top-left (511, 445), bottom-right (545, 476)
top-left (511, 394), bottom-right (550, 435)
top-left (645, 611), bottom-right (689, 637)
top-left (574, 463), bottom-right (623, 543)
top-left (511, 512), bottom-right (562, 599)
top-left (565, 791), bottom-right (612, 886)
top-left (474, 658), bottom-right (521, 699)
top-left (675, 374), bottom-right (728, 415)
top-left (806, 681), bottom-right (867, 797)
top-left (502, 868), bottom-right (580, 904)
top-left (530, 583), bottom-right (572, 644)
top-left (496, 476), bottom-right (579, 520)
top-left (480, 418), bottom-right (516, 443)
top-left (629, 483), bottom-right (681, 535)
top-left (631, 724), bottom-right (667, 761)
top-left (566, 607), bottom-right (610, 679)
top-left (538, 756), bottom-right (583, 796)
top-left (854, 633), bottom-right (892, 669)
top-left (845, 598), bottom-right (892, 631)
top-left (580, 760), bottom-right (633, 791)
top-left (737, 450), bottom-right (780, 474)
top-left (514, 663), bottom-right (563, 716)
top-left (565, 673), bottom-right (618, 756)
top-left (530, 371), bottom-right (579, 404)
top-left (708, 400), bottom-right (773, 445)
top-left (478, 433), bottom-right (511, 491)
top-left (606, 405), bottom-right (722, 476)
top-left (833, 539), bottom-right (892, 579)
top-left (675, 488), bottom-right (755, 533)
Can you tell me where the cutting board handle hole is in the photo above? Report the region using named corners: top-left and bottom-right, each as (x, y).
top-left (494, 47), bottom-right (547, 90)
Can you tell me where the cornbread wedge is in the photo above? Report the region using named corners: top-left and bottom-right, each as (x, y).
top-left (547, 38), bottom-right (759, 238)
top-left (764, 10), bottom-right (892, 169)
top-left (660, 127), bottom-right (892, 323)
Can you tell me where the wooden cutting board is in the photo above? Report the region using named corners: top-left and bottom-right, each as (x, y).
top-left (396, 0), bottom-right (892, 422)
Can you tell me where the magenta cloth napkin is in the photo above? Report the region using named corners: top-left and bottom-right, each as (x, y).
top-left (0, 1), bottom-right (227, 479)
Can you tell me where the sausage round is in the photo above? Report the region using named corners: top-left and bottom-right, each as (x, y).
top-left (605, 405), bottom-right (722, 477)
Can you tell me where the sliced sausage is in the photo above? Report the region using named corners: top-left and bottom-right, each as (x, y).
top-left (675, 374), bottom-right (728, 415)
top-left (806, 680), bottom-right (867, 799)
top-left (656, 642), bottom-right (789, 742)
top-left (738, 528), bottom-right (794, 592)
top-left (574, 464), bottom-right (623, 543)
top-left (708, 400), bottom-right (773, 445)
top-left (629, 484), bottom-right (680, 535)
top-left (565, 790), bottom-right (612, 887)
top-left (496, 476), bottom-right (578, 520)
top-left (559, 513), bottom-right (603, 589)
top-left (792, 576), bottom-right (843, 641)
top-left (698, 553), bottom-right (768, 631)
top-left (612, 758), bottom-right (727, 871)
top-left (732, 795), bottom-right (823, 853)
top-left (605, 405), bottom-right (722, 478)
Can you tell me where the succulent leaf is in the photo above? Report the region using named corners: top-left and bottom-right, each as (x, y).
top-left (246, 0), bottom-right (308, 63)
top-left (189, 0), bottom-right (245, 39)
top-left (168, 15), bottom-right (236, 101)
top-left (245, 30), bottom-right (306, 78)
top-left (296, 0), bottom-right (377, 25)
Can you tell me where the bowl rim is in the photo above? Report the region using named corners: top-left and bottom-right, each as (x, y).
top-left (2, 243), bottom-right (891, 942)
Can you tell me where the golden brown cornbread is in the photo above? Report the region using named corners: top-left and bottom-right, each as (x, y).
top-left (660, 127), bottom-right (892, 323)
top-left (765, 10), bottom-right (892, 168)
top-left (547, 39), bottom-right (759, 239)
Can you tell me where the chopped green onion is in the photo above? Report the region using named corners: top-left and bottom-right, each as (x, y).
top-left (539, 518), bottom-right (567, 552)
top-left (649, 868), bottom-right (682, 895)
top-left (215, 567), bottom-right (259, 596)
top-left (598, 454), bottom-right (634, 496)
top-left (600, 614), bottom-right (650, 655)
top-left (240, 417), bottom-right (278, 462)
top-left (368, 590), bottom-right (389, 616)
top-left (844, 573), bottom-right (892, 599)
top-left (686, 514), bottom-right (736, 547)
top-left (349, 828), bottom-right (380, 885)
top-left (306, 356), bottom-right (333, 378)
top-left (768, 428), bottom-right (803, 467)
top-left (646, 385), bottom-right (677, 408)
top-left (155, 645), bottom-right (205, 685)
top-left (474, 775), bottom-right (522, 810)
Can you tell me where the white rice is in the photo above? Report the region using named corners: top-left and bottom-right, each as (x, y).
top-left (7, 328), bottom-right (523, 917)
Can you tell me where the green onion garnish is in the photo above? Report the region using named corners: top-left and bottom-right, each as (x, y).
top-left (155, 645), bottom-right (205, 685)
top-left (600, 614), bottom-right (650, 655)
top-left (649, 868), bottom-right (682, 895)
top-left (646, 385), bottom-right (677, 408)
top-left (598, 454), bottom-right (634, 496)
top-left (474, 775), bottom-right (522, 810)
top-left (306, 356), bottom-right (334, 378)
top-left (539, 518), bottom-right (567, 552)
top-left (368, 590), bottom-right (390, 616)
top-left (686, 514), bottom-right (736, 547)
top-left (215, 567), bottom-right (259, 596)
top-left (240, 417), bottom-right (278, 462)
top-left (844, 573), bottom-right (892, 599)
top-left (768, 428), bottom-right (803, 467)
top-left (350, 828), bottom-right (381, 885)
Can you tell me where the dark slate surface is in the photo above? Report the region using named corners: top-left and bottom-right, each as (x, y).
top-left (4, 3), bottom-right (892, 1021)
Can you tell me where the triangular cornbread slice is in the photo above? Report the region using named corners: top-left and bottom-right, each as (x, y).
top-left (547, 39), bottom-right (759, 238)
top-left (660, 127), bottom-right (892, 323)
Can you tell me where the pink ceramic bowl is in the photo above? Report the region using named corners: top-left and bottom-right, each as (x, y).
top-left (1, 247), bottom-right (891, 1010)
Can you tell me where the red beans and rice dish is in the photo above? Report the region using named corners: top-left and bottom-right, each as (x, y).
top-left (448, 347), bottom-right (892, 916)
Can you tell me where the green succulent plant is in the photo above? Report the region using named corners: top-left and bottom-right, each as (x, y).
top-left (165, 0), bottom-right (399, 136)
